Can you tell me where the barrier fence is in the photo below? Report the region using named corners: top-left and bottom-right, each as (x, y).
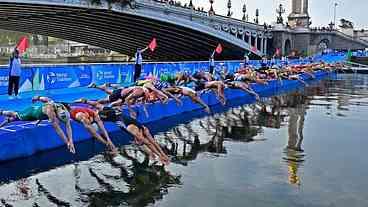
top-left (0, 53), bottom-right (346, 95)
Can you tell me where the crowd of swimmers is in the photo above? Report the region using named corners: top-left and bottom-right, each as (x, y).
top-left (0, 59), bottom-right (343, 166)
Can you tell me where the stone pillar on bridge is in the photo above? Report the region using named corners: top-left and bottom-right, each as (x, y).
top-left (264, 38), bottom-right (268, 55)
top-left (260, 37), bottom-right (264, 54)
top-left (248, 35), bottom-right (251, 46)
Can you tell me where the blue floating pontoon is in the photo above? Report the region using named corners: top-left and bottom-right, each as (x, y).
top-left (0, 70), bottom-right (332, 163)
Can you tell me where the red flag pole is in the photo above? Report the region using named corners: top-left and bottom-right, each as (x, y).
top-left (148, 38), bottom-right (157, 52)
top-left (16, 36), bottom-right (29, 54)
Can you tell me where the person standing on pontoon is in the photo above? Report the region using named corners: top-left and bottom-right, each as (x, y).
top-left (209, 53), bottom-right (215, 75)
top-left (134, 47), bottom-right (148, 83)
top-left (8, 49), bottom-right (22, 99)
top-left (243, 52), bottom-right (250, 67)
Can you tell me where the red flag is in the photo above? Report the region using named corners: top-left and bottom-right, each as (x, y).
top-left (275, 48), bottom-right (281, 56)
top-left (215, 43), bottom-right (223, 54)
top-left (148, 38), bottom-right (157, 52)
top-left (16, 36), bottom-right (29, 54)
top-left (251, 46), bottom-right (257, 52)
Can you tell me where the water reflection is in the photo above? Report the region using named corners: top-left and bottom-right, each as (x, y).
top-left (81, 149), bottom-right (181, 207)
top-left (161, 105), bottom-right (267, 166)
top-left (283, 93), bottom-right (308, 186)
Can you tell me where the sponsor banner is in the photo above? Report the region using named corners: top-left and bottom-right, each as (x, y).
top-left (39, 66), bottom-right (80, 90)
top-left (153, 63), bottom-right (180, 77)
top-left (74, 65), bottom-right (92, 87)
top-left (226, 61), bottom-right (241, 73)
top-left (196, 62), bottom-right (209, 72)
top-left (91, 64), bottom-right (120, 85)
top-left (19, 68), bottom-right (34, 92)
top-left (179, 63), bottom-right (197, 74)
top-left (140, 63), bottom-right (154, 79)
top-left (0, 69), bottom-right (9, 94)
top-left (119, 64), bottom-right (134, 85)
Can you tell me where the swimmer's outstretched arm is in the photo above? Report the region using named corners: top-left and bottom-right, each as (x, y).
top-left (65, 117), bottom-right (75, 153)
top-left (163, 89), bottom-right (182, 106)
top-left (49, 113), bottom-right (75, 153)
top-left (44, 104), bottom-right (75, 153)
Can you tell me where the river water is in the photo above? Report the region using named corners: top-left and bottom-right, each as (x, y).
top-left (1, 73), bottom-right (368, 207)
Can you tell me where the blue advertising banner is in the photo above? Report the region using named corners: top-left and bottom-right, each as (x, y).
top-left (37, 66), bottom-right (80, 90)
top-left (0, 67), bottom-right (34, 94)
top-left (19, 68), bottom-right (34, 92)
top-left (0, 53), bottom-right (342, 95)
top-left (90, 64), bottom-right (120, 85)
top-left (119, 64), bottom-right (134, 85)
top-left (74, 65), bottom-right (92, 87)
top-left (141, 63), bottom-right (154, 79)
top-left (153, 63), bottom-right (180, 77)
top-left (0, 69), bottom-right (9, 94)
top-left (196, 62), bottom-right (209, 72)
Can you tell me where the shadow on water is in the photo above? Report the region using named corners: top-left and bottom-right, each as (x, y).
top-left (0, 78), bottom-right (346, 207)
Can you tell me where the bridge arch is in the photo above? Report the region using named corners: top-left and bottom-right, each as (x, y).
top-left (0, 0), bottom-right (266, 60)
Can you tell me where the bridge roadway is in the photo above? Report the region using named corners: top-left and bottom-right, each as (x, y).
top-left (0, 0), bottom-right (272, 60)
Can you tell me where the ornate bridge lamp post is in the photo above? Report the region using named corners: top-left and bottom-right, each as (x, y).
top-left (209, 0), bottom-right (215, 16)
top-left (242, 3), bottom-right (248, 21)
top-left (276, 3), bottom-right (285, 24)
top-left (255, 9), bottom-right (259, 24)
top-left (189, 0), bottom-right (193, 9)
top-left (227, 0), bottom-right (232, 17)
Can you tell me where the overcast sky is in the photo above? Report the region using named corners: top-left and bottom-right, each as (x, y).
top-left (187, 0), bottom-right (367, 28)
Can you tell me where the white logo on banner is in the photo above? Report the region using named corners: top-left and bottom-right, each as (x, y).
top-left (0, 76), bottom-right (8, 86)
top-left (79, 73), bottom-right (90, 80)
top-left (47, 72), bottom-right (72, 84)
top-left (47, 72), bottom-right (57, 84)
top-left (96, 71), bottom-right (115, 81)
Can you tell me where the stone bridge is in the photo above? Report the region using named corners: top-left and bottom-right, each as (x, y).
top-left (0, 0), bottom-right (273, 60)
top-left (272, 28), bottom-right (368, 56)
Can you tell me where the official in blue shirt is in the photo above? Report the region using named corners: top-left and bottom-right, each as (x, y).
top-left (134, 47), bottom-right (148, 83)
top-left (243, 53), bottom-right (250, 66)
top-left (260, 56), bottom-right (268, 69)
top-left (8, 49), bottom-right (22, 97)
top-left (209, 54), bottom-right (215, 75)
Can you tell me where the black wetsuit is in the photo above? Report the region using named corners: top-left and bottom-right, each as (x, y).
top-left (108, 89), bottom-right (123, 103)
top-left (108, 88), bottom-right (134, 103)
top-left (98, 107), bottom-right (144, 130)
